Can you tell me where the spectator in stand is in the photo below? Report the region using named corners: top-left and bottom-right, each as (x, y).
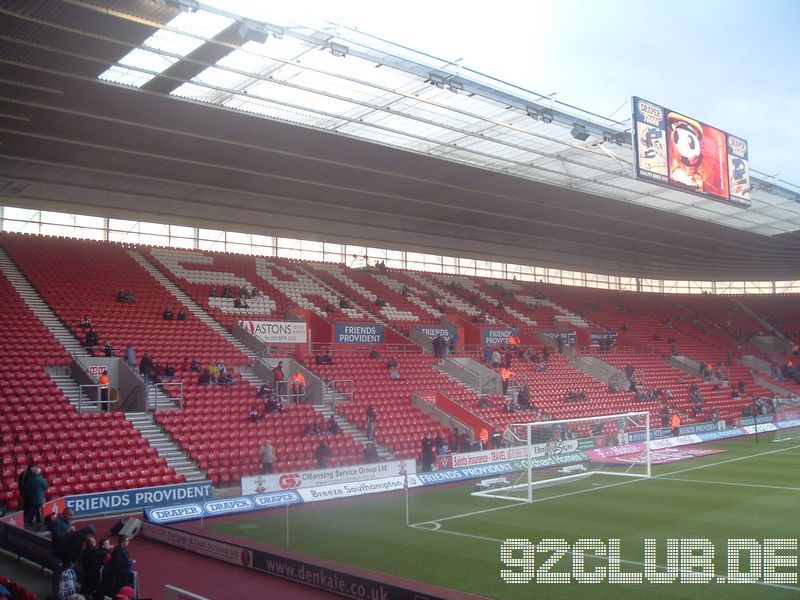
top-left (435, 432), bottom-right (448, 455)
top-left (369, 347), bottom-right (380, 360)
top-left (139, 352), bottom-right (154, 385)
top-left (483, 346), bottom-right (493, 364)
top-left (116, 290), bottom-right (126, 303)
top-left (339, 297), bottom-right (351, 309)
top-left (257, 383), bottom-right (272, 400)
top-left (291, 371), bottom-right (306, 402)
top-left (24, 465), bottom-right (47, 528)
top-left (108, 534), bottom-right (136, 594)
top-left (85, 329), bottom-right (99, 351)
top-left (326, 415), bottom-right (340, 435)
top-left (421, 433), bottom-right (434, 472)
top-left (219, 369), bottom-right (235, 387)
top-left (366, 405), bottom-right (377, 441)
top-left (18, 460), bottom-right (35, 525)
top-left (364, 443), bottom-right (379, 463)
top-left (54, 525), bottom-right (96, 570)
top-left (315, 441), bottom-right (332, 469)
top-left (162, 308), bottom-right (173, 320)
top-left (265, 397), bottom-right (283, 414)
top-left (80, 534), bottom-right (105, 600)
top-left (198, 369), bottom-right (212, 386)
top-left (490, 349), bottom-right (502, 368)
top-left (49, 507), bottom-right (75, 549)
top-left (670, 412), bottom-right (681, 437)
top-left (206, 361), bottom-right (220, 383)
top-left (500, 367), bottom-right (513, 394)
top-left (659, 404), bottom-right (671, 428)
top-left (124, 345), bottom-right (136, 367)
top-left (556, 335), bottom-right (565, 354)
top-left (321, 350), bottom-right (333, 365)
top-left (209, 287), bottom-right (217, 298)
top-left (248, 404), bottom-right (263, 423)
top-left (273, 361), bottom-right (286, 398)
top-left (517, 383), bottom-right (532, 410)
top-left (387, 355), bottom-right (398, 370)
top-left (177, 308), bottom-right (187, 321)
top-left (542, 345), bottom-right (551, 362)
top-left (389, 363), bottom-right (401, 380)
top-left (189, 357), bottom-right (201, 372)
top-left (52, 560), bottom-right (78, 600)
top-left (260, 441), bottom-right (276, 473)
top-left (80, 315), bottom-right (93, 329)
top-left (624, 363), bottom-right (636, 382)
top-left (99, 369), bottom-right (110, 410)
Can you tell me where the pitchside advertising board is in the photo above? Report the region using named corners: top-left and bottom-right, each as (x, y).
top-left (334, 323), bottom-right (384, 344)
top-left (435, 439), bottom-right (588, 469)
top-left (632, 96), bottom-right (751, 208)
top-left (240, 320), bottom-right (308, 344)
top-left (481, 327), bottom-right (518, 346)
top-left (65, 481), bottom-right (212, 517)
top-left (241, 460), bottom-right (415, 494)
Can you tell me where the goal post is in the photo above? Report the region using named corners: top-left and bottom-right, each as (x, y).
top-left (471, 411), bottom-right (651, 504)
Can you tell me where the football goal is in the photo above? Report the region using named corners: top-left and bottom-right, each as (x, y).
top-left (471, 411), bottom-right (652, 503)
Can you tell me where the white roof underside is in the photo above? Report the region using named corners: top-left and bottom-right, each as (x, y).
top-left (98, 4), bottom-right (800, 237)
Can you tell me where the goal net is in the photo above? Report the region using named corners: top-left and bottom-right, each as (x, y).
top-left (471, 411), bottom-right (651, 503)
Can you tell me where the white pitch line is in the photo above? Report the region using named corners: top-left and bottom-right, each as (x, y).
top-left (661, 477), bottom-right (800, 492)
top-left (410, 525), bottom-right (800, 592)
top-left (411, 444), bottom-right (800, 527)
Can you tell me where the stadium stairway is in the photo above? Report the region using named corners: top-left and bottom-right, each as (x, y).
top-left (313, 404), bottom-right (395, 461)
top-left (0, 248), bottom-right (88, 357)
top-left (127, 249), bottom-right (254, 361)
top-left (44, 365), bottom-right (102, 413)
top-left (125, 412), bottom-right (205, 482)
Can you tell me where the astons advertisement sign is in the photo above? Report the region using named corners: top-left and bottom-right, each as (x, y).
top-left (240, 320), bottom-right (307, 344)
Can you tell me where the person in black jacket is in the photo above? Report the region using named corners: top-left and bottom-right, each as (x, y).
top-left (139, 352), bottom-right (154, 385)
top-left (49, 507), bottom-right (75, 549)
top-left (18, 460), bottom-right (36, 525)
top-left (24, 466), bottom-right (48, 528)
top-left (54, 525), bottom-right (95, 569)
top-left (108, 534), bottom-right (136, 594)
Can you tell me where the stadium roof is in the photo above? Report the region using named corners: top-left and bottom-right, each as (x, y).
top-left (1, 0), bottom-right (799, 281)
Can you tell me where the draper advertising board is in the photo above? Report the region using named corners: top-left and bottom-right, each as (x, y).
top-left (632, 97), bottom-right (751, 207)
top-left (240, 320), bottom-right (308, 344)
top-left (241, 460), bottom-right (415, 494)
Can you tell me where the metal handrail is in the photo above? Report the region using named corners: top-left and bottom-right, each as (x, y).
top-left (322, 379), bottom-right (355, 410)
top-left (444, 359), bottom-right (495, 395)
top-left (78, 384), bottom-right (118, 412)
top-left (150, 381), bottom-right (184, 410)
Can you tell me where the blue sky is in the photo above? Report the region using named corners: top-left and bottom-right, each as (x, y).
top-left (236, 0), bottom-right (800, 187)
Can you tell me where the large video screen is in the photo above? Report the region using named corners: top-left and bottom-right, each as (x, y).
top-left (632, 97), bottom-right (751, 207)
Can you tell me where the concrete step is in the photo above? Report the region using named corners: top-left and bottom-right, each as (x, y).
top-left (127, 249), bottom-right (255, 361)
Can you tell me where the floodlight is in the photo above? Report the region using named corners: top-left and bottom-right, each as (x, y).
top-left (154, 0), bottom-right (199, 12)
top-left (570, 123), bottom-right (590, 141)
top-left (329, 42), bottom-right (349, 57)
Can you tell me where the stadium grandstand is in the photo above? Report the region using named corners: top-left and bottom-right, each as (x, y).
top-left (1, 2), bottom-right (799, 599)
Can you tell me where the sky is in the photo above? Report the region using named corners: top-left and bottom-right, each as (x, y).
top-left (226, 0), bottom-right (800, 188)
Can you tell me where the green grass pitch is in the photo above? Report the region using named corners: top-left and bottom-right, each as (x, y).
top-left (210, 434), bottom-right (800, 599)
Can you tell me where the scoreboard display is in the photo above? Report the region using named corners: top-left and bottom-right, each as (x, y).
top-left (632, 97), bottom-right (751, 208)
